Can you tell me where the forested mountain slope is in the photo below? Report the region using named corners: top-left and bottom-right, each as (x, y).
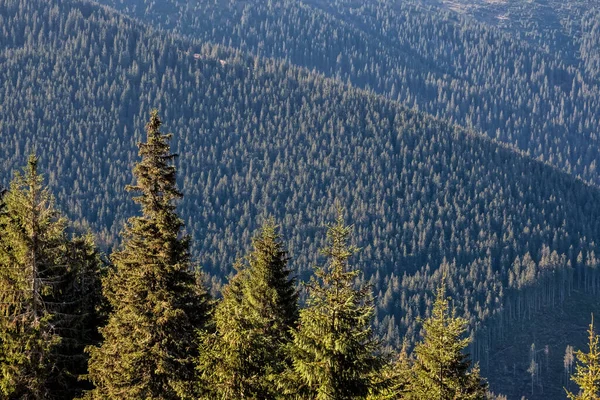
top-left (486, 290), bottom-right (600, 399)
top-left (93, 0), bottom-right (600, 187)
top-left (581, 10), bottom-right (600, 79)
top-left (1, 0), bottom-right (600, 397)
top-left (417, 0), bottom-right (599, 73)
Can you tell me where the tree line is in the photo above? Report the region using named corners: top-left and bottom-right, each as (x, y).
top-left (1, 112), bottom-right (598, 399)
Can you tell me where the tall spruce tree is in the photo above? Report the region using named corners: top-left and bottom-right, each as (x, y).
top-left (408, 281), bottom-right (487, 400)
top-left (0, 156), bottom-right (102, 399)
top-left (197, 220), bottom-right (298, 399)
top-left (85, 111), bottom-right (211, 399)
top-left (282, 213), bottom-right (382, 400)
top-left (566, 315), bottom-right (600, 400)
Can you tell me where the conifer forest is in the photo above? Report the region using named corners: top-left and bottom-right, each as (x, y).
top-left (1, 0), bottom-right (600, 398)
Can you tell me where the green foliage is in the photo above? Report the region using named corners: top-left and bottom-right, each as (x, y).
top-left (282, 213), bottom-right (382, 399)
top-left (85, 111), bottom-right (211, 399)
top-left (242, 220), bottom-right (299, 337)
top-left (0, 156), bottom-right (103, 399)
top-left (197, 220), bottom-right (298, 399)
top-left (566, 315), bottom-right (600, 400)
top-left (0, 156), bottom-right (65, 398)
top-left (408, 281), bottom-right (488, 400)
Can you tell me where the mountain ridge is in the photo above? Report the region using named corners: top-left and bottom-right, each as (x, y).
top-left (92, 0), bottom-right (600, 187)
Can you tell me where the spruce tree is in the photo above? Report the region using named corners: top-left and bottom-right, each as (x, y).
top-left (282, 213), bottom-right (382, 400)
top-left (197, 220), bottom-right (298, 399)
top-left (85, 111), bottom-right (211, 399)
top-left (0, 156), bottom-right (65, 398)
top-left (0, 155), bottom-right (102, 399)
top-left (566, 315), bottom-right (600, 400)
top-left (408, 282), bottom-right (487, 400)
top-left (243, 220), bottom-right (298, 339)
top-left (197, 268), bottom-right (245, 399)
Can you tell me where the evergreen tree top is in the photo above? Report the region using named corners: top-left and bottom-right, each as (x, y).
top-left (2, 154), bottom-right (68, 260)
top-left (410, 280), bottom-right (487, 400)
top-left (566, 314), bottom-right (600, 400)
top-left (421, 283), bottom-right (470, 355)
top-left (284, 211), bottom-right (382, 400)
top-left (127, 110), bottom-right (182, 222)
top-left (244, 218), bottom-right (298, 328)
top-left (197, 220), bottom-right (298, 399)
top-left (113, 110), bottom-right (190, 276)
top-left (308, 213), bottom-right (363, 302)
